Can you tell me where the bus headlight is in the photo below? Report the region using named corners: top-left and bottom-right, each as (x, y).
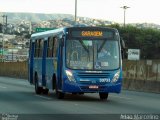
top-left (112, 70), bottom-right (120, 83)
top-left (65, 70), bottom-right (75, 82)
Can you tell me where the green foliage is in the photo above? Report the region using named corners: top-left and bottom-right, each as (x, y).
top-left (98, 24), bottom-right (160, 59)
top-left (0, 23), bottom-right (2, 33)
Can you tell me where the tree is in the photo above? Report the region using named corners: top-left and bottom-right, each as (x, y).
top-left (98, 24), bottom-right (160, 59)
top-left (0, 24), bottom-right (2, 33)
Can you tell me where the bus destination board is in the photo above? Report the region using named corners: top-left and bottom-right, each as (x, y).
top-left (70, 30), bottom-right (114, 39)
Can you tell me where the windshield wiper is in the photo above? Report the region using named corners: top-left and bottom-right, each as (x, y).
top-left (97, 40), bottom-right (106, 53)
top-left (78, 40), bottom-right (89, 53)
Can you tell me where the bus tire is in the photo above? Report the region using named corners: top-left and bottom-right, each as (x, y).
top-left (52, 74), bottom-right (56, 90)
top-left (99, 93), bottom-right (108, 100)
top-left (42, 88), bottom-right (49, 95)
top-left (35, 73), bottom-right (42, 94)
top-left (79, 92), bottom-right (84, 95)
top-left (57, 91), bottom-right (65, 99)
top-left (56, 88), bottom-right (65, 99)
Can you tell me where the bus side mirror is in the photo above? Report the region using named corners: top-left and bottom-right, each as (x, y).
top-left (120, 37), bottom-right (125, 49)
top-left (120, 37), bottom-right (126, 59)
top-left (57, 34), bottom-right (64, 47)
top-left (61, 38), bottom-right (64, 46)
top-left (61, 35), bottom-right (65, 47)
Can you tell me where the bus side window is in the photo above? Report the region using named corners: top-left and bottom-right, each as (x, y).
top-left (34, 40), bottom-right (36, 57)
top-left (34, 40), bottom-right (39, 57)
top-left (47, 37), bottom-right (54, 57)
top-left (39, 39), bottom-right (43, 58)
top-left (53, 37), bottom-right (58, 57)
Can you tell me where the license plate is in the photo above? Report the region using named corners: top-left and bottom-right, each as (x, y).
top-left (89, 85), bottom-right (99, 89)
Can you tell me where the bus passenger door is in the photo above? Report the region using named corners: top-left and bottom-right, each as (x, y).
top-left (29, 41), bottom-right (35, 84)
top-left (42, 40), bottom-right (47, 86)
top-left (57, 37), bottom-right (64, 90)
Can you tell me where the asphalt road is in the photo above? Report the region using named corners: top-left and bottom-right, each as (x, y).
top-left (0, 77), bottom-right (160, 120)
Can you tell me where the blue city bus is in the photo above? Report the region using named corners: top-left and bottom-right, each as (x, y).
top-left (28, 27), bottom-right (123, 100)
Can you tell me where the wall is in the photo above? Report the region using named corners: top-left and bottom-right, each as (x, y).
top-left (0, 62), bottom-right (28, 79)
top-left (123, 60), bottom-right (160, 93)
top-left (0, 60), bottom-right (159, 93)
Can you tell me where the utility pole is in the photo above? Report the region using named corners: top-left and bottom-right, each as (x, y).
top-left (5, 15), bottom-right (7, 30)
top-left (2, 15), bottom-right (7, 33)
top-left (29, 21), bottom-right (32, 35)
top-left (121, 6), bottom-right (130, 27)
top-left (1, 15), bottom-right (7, 62)
top-left (75, 0), bottom-right (77, 25)
top-left (2, 15), bottom-right (5, 62)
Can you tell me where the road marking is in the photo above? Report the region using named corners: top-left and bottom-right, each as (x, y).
top-left (35, 95), bottom-right (52, 100)
top-left (0, 85), bottom-right (7, 89)
top-left (110, 95), bottom-right (132, 100)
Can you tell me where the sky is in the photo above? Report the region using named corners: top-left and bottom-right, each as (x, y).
top-left (0, 0), bottom-right (160, 25)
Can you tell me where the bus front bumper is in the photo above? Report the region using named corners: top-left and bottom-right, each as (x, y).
top-left (63, 81), bottom-right (122, 93)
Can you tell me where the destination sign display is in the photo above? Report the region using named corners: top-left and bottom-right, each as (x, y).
top-left (81, 31), bottom-right (103, 37)
top-left (70, 30), bottom-right (114, 39)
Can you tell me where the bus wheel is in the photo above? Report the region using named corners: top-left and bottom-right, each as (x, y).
top-left (99, 93), bottom-right (108, 100)
top-left (42, 88), bottom-right (49, 95)
top-left (56, 89), bottom-right (65, 99)
top-left (79, 92), bottom-right (84, 95)
top-left (52, 75), bottom-right (56, 91)
top-left (35, 74), bottom-right (42, 94)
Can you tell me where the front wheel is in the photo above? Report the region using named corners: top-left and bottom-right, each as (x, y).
top-left (55, 77), bottom-right (65, 99)
top-left (99, 93), bottom-right (108, 100)
top-left (42, 88), bottom-right (49, 95)
top-left (56, 88), bottom-right (65, 99)
top-left (35, 74), bottom-right (42, 94)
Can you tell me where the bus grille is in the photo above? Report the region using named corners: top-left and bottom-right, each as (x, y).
top-left (77, 72), bottom-right (111, 78)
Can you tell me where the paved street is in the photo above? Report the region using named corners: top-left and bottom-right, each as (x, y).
top-left (0, 77), bottom-right (160, 120)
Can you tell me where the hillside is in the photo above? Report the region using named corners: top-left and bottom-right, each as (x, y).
top-left (0, 12), bottom-right (160, 29)
top-left (0, 12), bottom-right (74, 23)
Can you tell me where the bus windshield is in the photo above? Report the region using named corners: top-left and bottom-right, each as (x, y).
top-left (66, 39), bottom-right (120, 70)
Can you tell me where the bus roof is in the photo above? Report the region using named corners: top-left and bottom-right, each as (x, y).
top-left (31, 26), bottom-right (118, 40)
top-left (31, 27), bottom-right (65, 39)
